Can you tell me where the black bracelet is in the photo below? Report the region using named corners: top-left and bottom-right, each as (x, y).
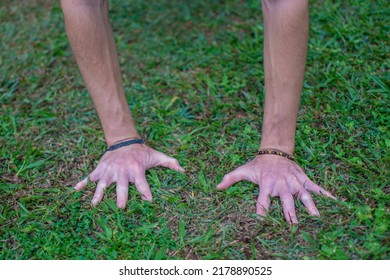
top-left (106, 138), bottom-right (145, 152)
top-left (257, 148), bottom-right (295, 161)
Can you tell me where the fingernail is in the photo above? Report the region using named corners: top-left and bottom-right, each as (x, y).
top-left (142, 195), bottom-right (153, 202)
top-left (256, 214), bottom-right (266, 221)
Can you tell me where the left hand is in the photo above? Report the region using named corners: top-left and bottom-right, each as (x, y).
top-left (216, 154), bottom-right (336, 224)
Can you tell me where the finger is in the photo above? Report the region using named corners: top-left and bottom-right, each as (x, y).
top-left (92, 180), bottom-right (108, 206)
top-left (89, 164), bottom-right (106, 182)
top-left (74, 177), bottom-right (88, 191)
top-left (154, 152), bottom-right (185, 172)
top-left (216, 168), bottom-right (248, 190)
top-left (256, 189), bottom-right (271, 219)
top-left (134, 174), bottom-right (153, 202)
top-left (304, 179), bottom-right (336, 200)
top-left (298, 189), bottom-right (320, 217)
top-left (281, 194), bottom-right (298, 224)
top-left (116, 176), bottom-right (129, 209)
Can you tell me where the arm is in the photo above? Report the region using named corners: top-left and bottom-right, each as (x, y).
top-left (260, 0), bottom-right (308, 154)
top-left (60, 0), bottom-right (183, 208)
top-left (61, 0), bottom-right (138, 146)
top-left (217, 0), bottom-right (335, 224)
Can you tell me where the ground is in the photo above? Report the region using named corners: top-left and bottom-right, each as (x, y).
top-left (0, 0), bottom-right (389, 259)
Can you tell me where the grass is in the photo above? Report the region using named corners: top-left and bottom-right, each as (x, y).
top-left (0, 0), bottom-right (389, 259)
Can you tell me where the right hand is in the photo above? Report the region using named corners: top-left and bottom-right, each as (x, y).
top-left (74, 143), bottom-right (184, 208)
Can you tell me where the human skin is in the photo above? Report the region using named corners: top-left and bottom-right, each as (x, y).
top-left (60, 0), bottom-right (184, 207)
top-left (217, 0), bottom-right (335, 224)
top-left (60, 0), bottom-right (335, 223)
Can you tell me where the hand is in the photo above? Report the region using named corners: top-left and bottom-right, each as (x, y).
top-left (216, 154), bottom-right (336, 224)
top-left (74, 144), bottom-right (184, 208)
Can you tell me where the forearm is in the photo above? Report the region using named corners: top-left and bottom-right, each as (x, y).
top-left (260, 0), bottom-right (309, 154)
top-left (61, 0), bottom-right (139, 146)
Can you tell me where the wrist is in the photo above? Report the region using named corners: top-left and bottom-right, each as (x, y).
top-left (257, 148), bottom-right (295, 161)
top-left (107, 135), bottom-right (141, 146)
top-left (259, 142), bottom-right (295, 155)
top-left (260, 130), bottom-right (295, 155)
top-left (105, 128), bottom-right (140, 147)
top-left (260, 126), bottom-right (296, 154)
top-left (260, 118), bottom-right (296, 154)
top-left (106, 138), bottom-right (145, 152)
top-left (101, 112), bottom-right (140, 146)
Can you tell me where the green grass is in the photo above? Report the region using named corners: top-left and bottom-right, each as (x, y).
top-left (0, 0), bottom-right (389, 259)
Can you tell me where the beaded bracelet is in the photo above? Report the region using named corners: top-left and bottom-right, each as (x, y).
top-left (257, 148), bottom-right (295, 161)
top-left (106, 138), bottom-right (145, 152)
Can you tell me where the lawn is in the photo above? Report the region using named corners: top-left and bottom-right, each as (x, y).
top-left (0, 0), bottom-right (389, 259)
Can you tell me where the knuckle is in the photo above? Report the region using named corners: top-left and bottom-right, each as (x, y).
top-left (134, 178), bottom-right (146, 186)
top-left (98, 179), bottom-right (108, 187)
top-left (90, 170), bottom-right (101, 181)
top-left (98, 162), bottom-right (107, 170)
top-left (299, 191), bottom-right (311, 201)
top-left (89, 176), bottom-right (98, 182)
top-left (222, 174), bottom-right (231, 181)
top-left (93, 190), bottom-right (102, 198)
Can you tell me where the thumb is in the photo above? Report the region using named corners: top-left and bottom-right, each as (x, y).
top-left (216, 168), bottom-right (246, 190)
top-left (156, 152), bottom-right (185, 173)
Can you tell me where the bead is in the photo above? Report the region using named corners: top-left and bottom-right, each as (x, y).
top-left (257, 149), bottom-right (295, 161)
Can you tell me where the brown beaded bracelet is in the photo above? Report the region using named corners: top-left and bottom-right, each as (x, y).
top-left (257, 148), bottom-right (295, 161)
